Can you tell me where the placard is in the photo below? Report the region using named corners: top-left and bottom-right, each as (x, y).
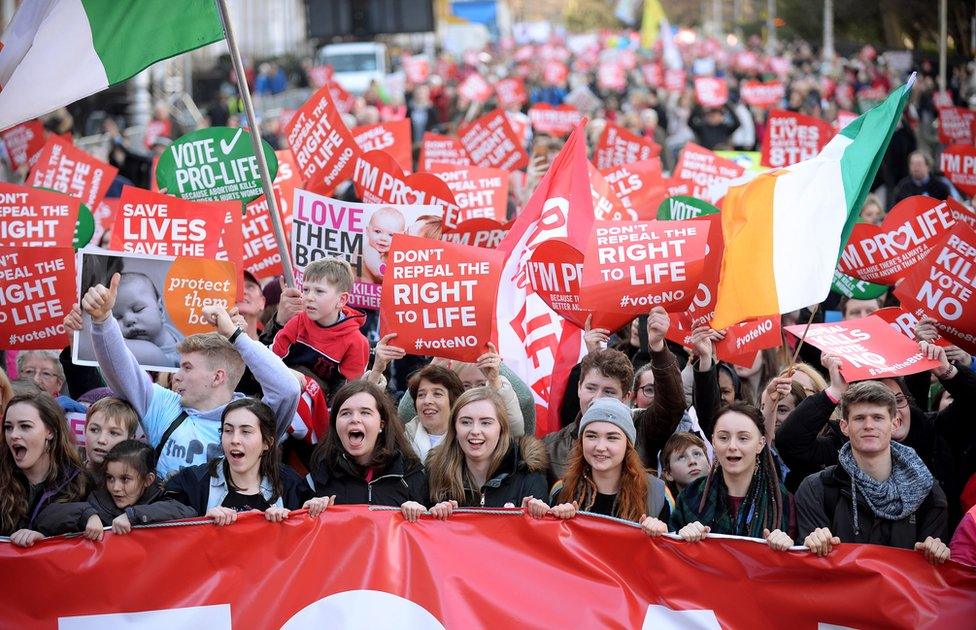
top-left (0, 247), bottom-right (74, 349)
top-left (760, 110), bottom-right (834, 168)
top-left (598, 158), bottom-right (665, 221)
top-left (440, 218), bottom-right (510, 249)
top-left (740, 80), bottom-right (785, 108)
top-left (0, 120), bottom-right (45, 170)
top-left (528, 104), bottom-right (582, 137)
top-left (27, 136), bottom-right (116, 209)
top-left (352, 119), bottom-right (412, 174)
top-left (939, 144), bottom-right (976, 197)
top-left (458, 110), bottom-right (529, 172)
top-left (457, 72), bottom-right (493, 104)
top-left (495, 77), bottom-right (527, 107)
top-left (672, 143), bottom-right (745, 204)
top-left (418, 132), bottom-right (472, 171)
top-left (284, 84), bottom-right (360, 194)
top-left (108, 187), bottom-right (226, 258)
top-left (694, 77), bottom-right (729, 108)
top-left (430, 164), bottom-right (508, 228)
top-left (351, 150), bottom-right (458, 223)
top-left (593, 123), bottom-right (661, 169)
top-left (242, 149), bottom-right (303, 279)
top-left (937, 107), bottom-right (976, 146)
top-left (0, 183), bottom-right (80, 247)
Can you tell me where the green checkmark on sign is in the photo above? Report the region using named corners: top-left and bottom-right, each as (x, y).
top-left (656, 195), bottom-right (720, 220)
top-left (155, 126), bottom-right (277, 203)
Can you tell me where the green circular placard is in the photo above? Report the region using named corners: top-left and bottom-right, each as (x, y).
top-left (73, 202), bottom-right (95, 250)
top-left (656, 195), bottom-right (720, 220)
top-left (155, 126), bottom-right (278, 203)
top-left (830, 270), bottom-right (888, 300)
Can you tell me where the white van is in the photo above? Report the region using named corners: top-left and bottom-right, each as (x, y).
top-left (316, 42), bottom-right (389, 95)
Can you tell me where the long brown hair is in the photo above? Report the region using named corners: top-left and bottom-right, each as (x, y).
top-left (0, 393), bottom-right (86, 534)
top-left (557, 435), bottom-right (649, 522)
top-left (311, 381), bottom-right (418, 475)
top-left (210, 398), bottom-right (284, 503)
top-left (426, 387), bottom-right (512, 503)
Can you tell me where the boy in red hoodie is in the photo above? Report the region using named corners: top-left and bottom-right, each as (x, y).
top-left (269, 258), bottom-right (369, 404)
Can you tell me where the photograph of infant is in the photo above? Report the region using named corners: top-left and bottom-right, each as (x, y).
top-left (360, 206), bottom-right (444, 285)
top-left (72, 248), bottom-right (184, 372)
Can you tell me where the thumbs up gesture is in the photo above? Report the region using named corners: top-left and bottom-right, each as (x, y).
top-left (81, 272), bottom-right (120, 323)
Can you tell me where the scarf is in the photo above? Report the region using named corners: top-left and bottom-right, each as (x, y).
top-left (838, 441), bottom-right (933, 534)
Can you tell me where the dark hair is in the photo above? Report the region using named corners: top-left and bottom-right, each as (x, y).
top-left (407, 365), bottom-right (464, 405)
top-left (840, 380), bottom-right (897, 420)
top-left (104, 440), bottom-right (157, 480)
top-left (699, 402), bottom-right (785, 537)
top-left (0, 393), bottom-right (87, 534)
top-left (210, 398), bottom-right (284, 503)
top-left (580, 349), bottom-right (634, 395)
top-left (312, 381), bottom-right (418, 475)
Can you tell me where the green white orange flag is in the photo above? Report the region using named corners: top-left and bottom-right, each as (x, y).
top-left (0, 0), bottom-right (225, 131)
top-left (710, 75), bottom-right (915, 330)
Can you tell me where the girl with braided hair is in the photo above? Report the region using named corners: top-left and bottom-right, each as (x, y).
top-left (642, 402), bottom-right (797, 550)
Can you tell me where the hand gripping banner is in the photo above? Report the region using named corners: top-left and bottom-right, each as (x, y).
top-left (1, 507), bottom-right (973, 629)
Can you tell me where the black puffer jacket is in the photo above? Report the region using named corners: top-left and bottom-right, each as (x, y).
top-left (456, 437), bottom-right (550, 508)
top-left (310, 450), bottom-right (428, 507)
top-left (35, 484), bottom-right (196, 535)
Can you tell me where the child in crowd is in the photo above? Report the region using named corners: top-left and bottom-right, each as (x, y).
top-left (35, 440), bottom-right (195, 539)
top-left (661, 432), bottom-right (709, 498)
top-left (83, 397), bottom-right (139, 473)
top-left (267, 258), bottom-right (369, 404)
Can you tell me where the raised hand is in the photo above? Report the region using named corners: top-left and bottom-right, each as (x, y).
top-left (81, 273), bottom-right (120, 323)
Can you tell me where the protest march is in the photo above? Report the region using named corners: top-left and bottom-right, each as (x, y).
top-left (1, 0), bottom-right (976, 627)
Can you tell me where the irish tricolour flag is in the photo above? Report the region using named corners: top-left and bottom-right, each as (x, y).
top-left (711, 76), bottom-right (914, 330)
top-left (0, 0), bottom-right (225, 131)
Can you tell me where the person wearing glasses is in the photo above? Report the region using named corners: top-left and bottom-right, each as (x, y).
top-left (631, 364), bottom-right (656, 411)
top-left (15, 351), bottom-right (85, 413)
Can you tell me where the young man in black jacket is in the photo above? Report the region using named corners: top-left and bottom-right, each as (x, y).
top-left (796, 379), bottom-right (950, 565)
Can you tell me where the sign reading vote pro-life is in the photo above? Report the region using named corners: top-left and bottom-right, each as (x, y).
top-left (155, 127), bottom-right (278, 203)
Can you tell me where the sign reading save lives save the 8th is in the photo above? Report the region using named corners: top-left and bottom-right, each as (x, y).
top-left (155, 127), bottom-right (278, 203)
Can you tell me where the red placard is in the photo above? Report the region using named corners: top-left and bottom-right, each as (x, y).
top-left (243, 150), bottom-right (303, 279)
top-left (672, 143), bottom-right (745, 204)
top-left (873, 307), bottom-right (952, 348)
top-left (938, 107), bottom-right (976, 146)
top-left (593, 123), bottom-right (662, 170)
top-left (672, 213), bottom-right (725, 329)
top-left (441, 217), bottom-right (510, 249)
top-left (528, 104), bottom-right (582, 137)
top-left (760, 110), bottom-right (835, 168)
top-left (212, 199), bottom-right (245, 300)
top-left (109, 186), bottom-right (226, 258)
top-left (581, 219), bottom-right (710, 313)
top-left (714, 315), bottom-right (782, 365)
top-left (429, 164), bottom-right (509, 228)
top-left (401, 55), bottom-right (430, 83)
top-left (598, 157), bottom-right (666, 221)
top-left (0, 120), bottom-right (45, 170)
top-left (838, 196), bottom-right (955, 285)
top-left (4, 507), bottom-right (973, 629)
top-left (589, 164), bottom-right (628, 221)
top-left (893, 221), bottom-right (976, 354)
top-left (694, 77), bottom-right (729, 108)
top-left (641, 63), bottom-right (662, 87)
top-left (740, 80), bottom-right (785, 108)
top-left (0, 247), bottom-right (74, 349)
top-left (284, 84), bottom-right (360, 194)
top-left (27, 135), bottom-right (117, 208)
top-left (940, 144), bottom-right (976, 197)
top-left (597, 63), bottom-right (626, 91)
top-left (352, 150), bottom-right (458, 221)
top-left (664, 68), bottom-right (686, 92)
top-left (306, 65), bottom-right (333, 88)
top-left (785, 315), bottom-right (941, 381)
top-left (495, 77), bottom-right (527, 107)
top-left (418, 132), bottom-right (471, 171)
top-left (0, 183), bottom-right (79, 247)
top-left (380, 233), bottom-right (502, 361)
top-left (458, 72), bottom-right (493, 104)
top-left (457, 110), bottom-right (529, 172)
top-left (543, 61), bottom-right (569, 85)
top-left (352, 119), bottom-right (412, 174)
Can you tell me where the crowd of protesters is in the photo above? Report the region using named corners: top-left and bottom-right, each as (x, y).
top-left (2, 27), bottom-right (976, 569)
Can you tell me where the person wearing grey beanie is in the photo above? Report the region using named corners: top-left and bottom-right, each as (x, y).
top-left (549, 397), bottom-right (673, 523)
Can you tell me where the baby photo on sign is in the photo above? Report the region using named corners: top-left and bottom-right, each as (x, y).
top-left (73, 249), bottom-right (185, 371)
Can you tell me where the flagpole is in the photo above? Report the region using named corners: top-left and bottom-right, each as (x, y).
top-left (214, 0), bottom-right (297, 287)
top-left (789, 305), bottom-right (819, 368)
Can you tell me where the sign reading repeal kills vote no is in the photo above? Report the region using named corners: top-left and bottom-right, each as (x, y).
top-left (580, 219), bottom-right (709, 314)
top-left (155, 127), bottom-right (278, 203)
top-left (0, 247), bottom-right (74, 350)
top-left (380, 234), bottom-right (502, 362)
top-left (0, 182), bottom-right (79, 247)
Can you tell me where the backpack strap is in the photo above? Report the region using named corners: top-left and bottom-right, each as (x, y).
top-left (154, 410), bottom-right (190, 463)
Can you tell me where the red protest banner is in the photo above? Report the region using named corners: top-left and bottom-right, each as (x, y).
top-left (108, 186), bottom-right (226, 258)
top-left (380, 234), bottom-right (502, 361)
top-left (242, 150), bottom-right (303, 279)
top-left (760, 110), bottom-right (834, 168)
top-left (589, 164), bottom-right (629, 221)
top-left (598, 158), bottom-right (665, 221)
top-left (429, 164), bottom-right (508, 228)
top-left (714, 315), bottom-right (782, 365)
top-left (838, 196), bottom-right (956, 285)
top-left (672, 143), bottom-right (745, 204)
top-left (672, 213), bottom-right (725, 329)
top-left (401, 55), bottom-right (430, 83)
top-left (740, 80), bottom-right (785, 108)
top-left (593, 123), bottom-right (661, 170)
top-left (352, 150), bottom-right (459, 222)
top-left (353, 119), bottom-right (412, 174)
top-left (940, 144), bottom-right (976, 197)
top-left (664, 68), bottom-right (687, 92)
top-left (0, 120), bottom-right (45, 170)
top-left (528, 104), bottom-right (582, 137)
top-left (495, 77), bottom-right (527, 107)
top-left (694, 77), bottom-right (729, 108)
top-left (212, 200), bottom-right (244, 301)
top-left (543, 61), bottom-right (569, 85)
top-left (458, 110), bottom-right (529, 172)
top-left (27, 135), bottom-right (117, 208)
top-left (873, 306), bottom-right (952, 348)
top-left (785, 315), bottom-right (941, 381)
top-left (457, 72), bottom-right (493, 104)
top-left (597, 63), bottom-right (626, 91)
top-left (0, 247), bottom-right (74, 349)
top-left (306, 65), bottom-right (333, 88)
top-left (947, 197), bottom-right (976, 230)
top-left (642, 63), bottom-right (663, 87)
top-left (894, 221), bottom-right (976, 354)
top-left (4, 507), bottom-right (973, 629)
top-left (938, 106), bottom-right (976, 146)
top-left (0, 183), bottom-right (79, 247)
top-left (284, 83), bottom-right (360, 194)
top-left (418, 132), bottom-right (472, 171)
top-left (441, 217), bottom-right (510, 249)
top-left (581, 219), bottom-right (710, 313)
